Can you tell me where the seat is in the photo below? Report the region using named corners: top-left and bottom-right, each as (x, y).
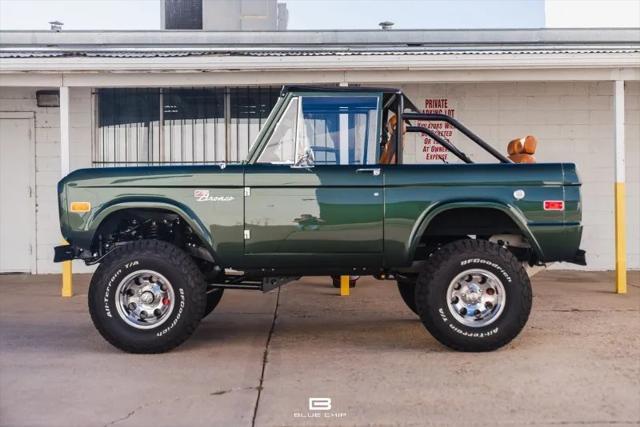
top-left (379, 115), bottom-right (405, 164)
top-left (507, 135), bottom-right (537, 163)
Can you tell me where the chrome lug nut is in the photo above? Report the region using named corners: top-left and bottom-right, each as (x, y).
top-left (153, 309), bottom-right (162, 317)
top-left (140, 311), bottom-right (148, 319)
top-left (128, 302), bottom-right (136, 310)
top-left (459, 307), bottom-right (467, 316)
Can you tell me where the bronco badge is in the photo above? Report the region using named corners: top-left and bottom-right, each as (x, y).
top-left (194, 189), bottom-right (234, 202)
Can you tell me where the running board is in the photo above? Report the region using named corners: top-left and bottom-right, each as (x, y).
top-left (208, 276), bottom-right (298, 292)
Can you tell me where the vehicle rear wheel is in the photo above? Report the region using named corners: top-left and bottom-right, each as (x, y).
top-left (203, 286), bottom-right (224, 318)
top-left (415, 239), bottom-right (532, 352)
top-left (397, 277), bottom-right (418, 315)
top-left (331, 275), bottom-right (358, 288)
top-left (88, 239), bottom-right (206, 353)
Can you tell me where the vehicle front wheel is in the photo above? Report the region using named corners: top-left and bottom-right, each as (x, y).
top-left (88, 240), bottom-right (207, 353)
top-left (415, 239), bottom-right (532, 352)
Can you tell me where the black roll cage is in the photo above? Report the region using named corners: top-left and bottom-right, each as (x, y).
top-left (276, 86), bottom-right (511, 165)
top-left (392, 94), bottom-right (511, 164)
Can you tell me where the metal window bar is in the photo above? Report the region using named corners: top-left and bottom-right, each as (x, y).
top-left (93, 86), bottom-right (278, 167)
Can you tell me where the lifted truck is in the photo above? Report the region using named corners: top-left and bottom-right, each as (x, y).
top-left (55, 86), bottom-right (585, 353)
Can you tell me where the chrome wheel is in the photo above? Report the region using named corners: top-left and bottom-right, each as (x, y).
top-left (446, 269), bottom-right (506, 328)
top-left (115, 270), bottom-right (175, 330)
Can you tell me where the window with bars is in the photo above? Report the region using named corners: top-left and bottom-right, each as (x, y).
top-left (94, 86), bottom-right (280, 167)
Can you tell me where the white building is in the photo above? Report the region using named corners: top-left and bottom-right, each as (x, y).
top-left (0, 28), bottom-right (638, 274)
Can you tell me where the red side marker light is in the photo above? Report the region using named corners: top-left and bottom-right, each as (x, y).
top-left (544, 200), bottom-right (565, 211)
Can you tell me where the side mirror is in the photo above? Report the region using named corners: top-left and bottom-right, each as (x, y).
top-left (293, 146), bottom-right (315, 168)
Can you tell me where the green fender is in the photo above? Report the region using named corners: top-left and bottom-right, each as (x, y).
top-left (83, 197), bottom-right (217, 260)
top-left (407, 200), bottom-right (544, 261)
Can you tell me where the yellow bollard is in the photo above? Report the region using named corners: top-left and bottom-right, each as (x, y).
top-left (614, 183), bottom-right (627, 294)
top-left (61, 240), bottom-right (73, 297)
top-left (340, 275), bottom-right (350, 297)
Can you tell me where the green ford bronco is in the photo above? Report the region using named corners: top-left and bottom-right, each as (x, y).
top-left (55, 86), bottom-right (585, 353)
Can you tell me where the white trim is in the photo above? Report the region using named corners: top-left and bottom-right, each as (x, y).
top-left (0, 111), bottom-right (37, 274)
top-left (59, 86), bottom-right (70, 177)
top-left (1, 67), bottom-right (638, 88)
top-left (1, 52), bottom-right (638, 73)
top-left (614, 80), bottom-right (625, 184)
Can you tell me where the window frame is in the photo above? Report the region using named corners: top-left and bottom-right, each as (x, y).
top-left (247, 91), bottom-right (384, 166)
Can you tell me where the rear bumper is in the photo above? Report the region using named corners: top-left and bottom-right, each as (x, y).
top-left (568, 249), bottom-right (587, 266)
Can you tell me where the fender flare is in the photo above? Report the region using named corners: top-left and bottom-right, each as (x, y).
top-left (84, 197), bottom-right (217, 260)
top-left (407, 200), bottom-right (544, 261)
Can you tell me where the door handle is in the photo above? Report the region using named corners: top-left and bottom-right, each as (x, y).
top-left (356, 168), bottom-right (381, 176)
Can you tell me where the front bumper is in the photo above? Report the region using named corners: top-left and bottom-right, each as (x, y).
top-left (53, 245), bottom-right (76, 263)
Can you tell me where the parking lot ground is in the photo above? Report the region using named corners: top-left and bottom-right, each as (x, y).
top-left (1, 270), bottom-right (639, 427)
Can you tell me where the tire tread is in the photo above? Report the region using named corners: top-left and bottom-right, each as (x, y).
top-left (88, 239), bottom-right (206, 354)
top-left (416, 239), bottom-right (532, 352)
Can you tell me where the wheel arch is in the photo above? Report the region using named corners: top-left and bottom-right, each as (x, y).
top-left (85, 198), bottom-right (216, 259)
top-left (408, 201), bottom-right (543, 261)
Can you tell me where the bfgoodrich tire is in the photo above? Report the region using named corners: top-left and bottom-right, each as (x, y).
top-left (415, 239), bottom-right (532, 352)
top-left (88, 240), bottom-right (206, 353)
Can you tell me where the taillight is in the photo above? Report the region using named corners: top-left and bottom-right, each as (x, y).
top-left (544, 200), bottom-right (565, 211)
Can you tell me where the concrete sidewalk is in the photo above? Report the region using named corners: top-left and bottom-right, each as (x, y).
top-left (0, 271), bottom-right (638, 427)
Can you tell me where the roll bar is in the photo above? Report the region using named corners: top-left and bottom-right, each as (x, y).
top-left (401, 111), bottom-right (511, 164)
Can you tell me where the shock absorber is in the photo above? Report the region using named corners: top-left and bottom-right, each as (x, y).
top-left (146, 220), bottom-right (159, 239)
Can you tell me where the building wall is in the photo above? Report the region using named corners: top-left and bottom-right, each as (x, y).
top-left (400, 81), bottom-right (639, 270)
top-left (0, 87), bottom-right (93, 274)
top-left (0, 81), bottom-right (637, 274)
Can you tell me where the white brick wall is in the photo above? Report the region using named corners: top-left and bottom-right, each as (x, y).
top-left (0, 87), bottom-right (94, 274)
top-left (400, 82), bottom-right (639, 270)
top-left (1, 82), bottom-right (637, 274)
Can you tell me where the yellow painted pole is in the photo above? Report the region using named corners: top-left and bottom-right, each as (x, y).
top-left (614, 80), bottom-right (627, 294)
top-left (61, 240), bottom-right (73, 297)
top-left (614, 183), bottom-right (627, 294)
top-left (62, 259), bottom-right (73, 297)
top-left (340, 275), bottom-right (350, 297)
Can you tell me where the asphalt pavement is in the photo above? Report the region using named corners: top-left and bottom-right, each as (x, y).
top-left (1, 270), bottom-right (638, 426)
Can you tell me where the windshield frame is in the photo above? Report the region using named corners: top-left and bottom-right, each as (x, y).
top-left (246, 90), bottom-right (384, 166)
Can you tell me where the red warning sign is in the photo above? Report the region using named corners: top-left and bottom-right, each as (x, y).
top-left (420, 98), bottom-right (455, 162)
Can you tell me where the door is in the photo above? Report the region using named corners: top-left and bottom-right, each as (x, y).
top-left (0, 113), bottom-right (35, 273)
top-left (244, 93), bottom-right (384, 268)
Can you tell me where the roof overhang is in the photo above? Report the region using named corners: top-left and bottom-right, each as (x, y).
top-left (2, 28), bottom-right (639, 47)
top-left (1, 28), bottom-right (638, 86)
